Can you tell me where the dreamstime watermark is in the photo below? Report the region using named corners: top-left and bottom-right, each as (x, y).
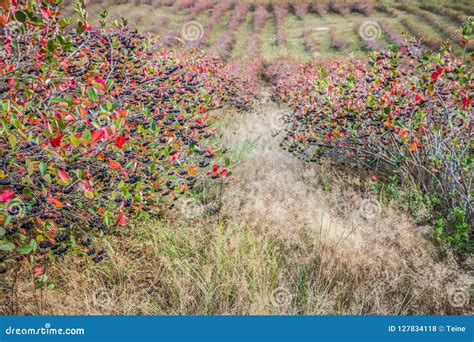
top-left (179, 198), bottom-right (204, 219)
top-left (271, 109), bottom-right (292, 131)
top-left (1, 299), bottom-right (12, 309)
top-left (4, 198), bottom-right (26, 220)
top-left (4, 323), bottom-right (85, 336)
top-left (358, 198), bottom-right (381, 220)
top-left (261, 15), bottom-right (298, 50)
top-left (3, 21), bottom-right (22, 40)
top-left (447, 288), bottom-right (470, 308)
top-left (415, 225), bottom-right (432, 238)
top-left (92, 288), bottom-right (115, 308)
top-left (358, 21), bottom-right (382, 42)
top-left (271, 287), bottom-right (293, 309)
top-left (181, 21), bottom-right (203, 42)
top-left (440, 16), bottom-right (474, 50)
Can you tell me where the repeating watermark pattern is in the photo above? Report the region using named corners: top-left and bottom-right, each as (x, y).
top-left (272, 110), bottom-right (292, 131)
top-left (92, 288), bottom-right (115, 308)
top-left (3, 21), bottom-right (22, 40)
top-left (415, 225), bottom-right (432, 237)
top-left (181, 21), bottom-right (203, 42)
top-left (180, 198), bottom-right (204, 219)
top-left (261, 15), bottom-right (298, 50)
top-left (4, 198), bottom-right (26, 220)
top-left (2, 299), bottom-right (12, 309)
top-left (447, 287), bottom-right (470, 308)
top-left (440, 16), bottom-right (474, 50)
top-left (271, 287), bottom-right (293, 309)
top-left (358, 198), bottom-right (381, 220)
top-left (358, 21), bottom-right (382, 42)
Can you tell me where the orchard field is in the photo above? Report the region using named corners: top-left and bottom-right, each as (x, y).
top-left (0, 0), bottom-right (473, 315)
top-left (71, 0), bottom-right (474, 60)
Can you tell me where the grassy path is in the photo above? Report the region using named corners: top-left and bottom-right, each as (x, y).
top-left (219, 89), bottom-right (346, 239)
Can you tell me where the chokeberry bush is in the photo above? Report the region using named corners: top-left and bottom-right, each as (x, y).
top-left (0, 0), bottom-right (237, 280)
top-left (271, 32), bottom-right (473, 255)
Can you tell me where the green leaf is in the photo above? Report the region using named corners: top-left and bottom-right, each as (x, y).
top-left (8, 134), bottom-right (17, 149)
top-left (17, 244), bottom-right (34, 254)
top-left (47, 39), bottom-right (56, 53)
top-left (75, 169), bottom-right (84, 179)
top-left (82, 129), bottom-right (91, 144)
top-left (43, 174), bottom-right (52, 184)
top-left (114, 117), bottom-right (123, 130)
top-left (14, 10), bottom-right (27, 23)
top-left (39, 162), bottom-right (47, 175)
top-left (76, 21), bottom-right (86, 35)
top-left (87, 87), bottom-right (98, 102)
top-left (70, 135), bottom-right (80, 147)
top-left (0, 241), bottom-right (14, 252)
top-left (26, 159), bottom-right (34, 175)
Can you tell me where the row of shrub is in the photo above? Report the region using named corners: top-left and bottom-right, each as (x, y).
top-left (267, 30), bottom-right (473, 256)
top-left (0, 1), bottom-right (247, 279)
top-left (397, 5), bottom-right (459, 45)
top-left (329, 27), bottom-right (348, 50)
top-left (399, 17), bottom-right (443, 51)
top-left (273, 2), bottom-right (290, 47)
top-left (210, 3), bottom-right (250, 60)
top-left (303, 29), bottom-right (319, 57)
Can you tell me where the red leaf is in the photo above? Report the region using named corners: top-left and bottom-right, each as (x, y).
top-left (462, 95), bottom-right (470, 107)
top-left (117, 212), bottom-right (126, 226)
top-left (91, 129), bottom-right (105, 144)
top-left (108, 159), bottom-right (122, 170)
top-left (82, 180), bottom-right (92, 193)
top-left (116, 135), bottom-right (126, 148)
top-left (40, 7), bottom-right (51, 19)
top-left (93, 76), bottom-right (107, 91)
top-left (50, 133), bottom-right (62, 148)
top-left (34, 266), bottom-right (43, 277)
top-left (58, 170), bottom-right (70, 182)
top-left (220, 168), bottom-right (228, 177)
top-left (47, 197), bottom-right (64, 208)
top-left (212, 164), bottom-right (219, 173)
top-left (79, 106), bottom-right (87, 119)
top-left (460, 39), bottom-right (472, 48)
top-left (115, 109), bottom-right (128, 118)
top-left (0, 12), bottom-right (9, 27)
top-left (0, 189), bottom-right (14, 202)
top-left (0, 0), bottom-right (10, 11)
top-left (431, 67), bottom-right (444, 82)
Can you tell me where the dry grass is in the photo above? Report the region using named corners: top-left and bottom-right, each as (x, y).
top-left (4, 90), bottom-right (471, 316)
top-left (7, 212), bottom-right (470, 315)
